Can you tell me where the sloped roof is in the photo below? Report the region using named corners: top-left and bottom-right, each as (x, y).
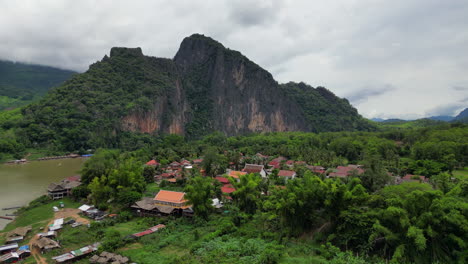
top-left (268, 160), bottom-right (281, 169)
top-left (48, 182), bottom-right (64, 192)
top-left (33, 237), bottom-right (60, 249)
top-left (221, 186), bottom-right (236, 194)
top-left (66, 175), bottom-right (81, 182)
top-left (155, 205), bottom-right (175, 214)
top-left (0, 252), bottom-right (19, 262)
top-left (146, 159), bottom-right (159, 166)
top-left (61, 180), bottom-right (81, 189)
top-left (132, 197), bottom-right (157, 211)
top-left (215, 176), bottom-right (230, 184)
top-left (243, 164), bottom-right (264, 173)
top-left (78, 204), bottom-right (92, 211)
top-left (154, 190), bottom-right (186, 203)
top-left (329, 165), bottom-right (364, 177)
top-left (278, 170), bottom-right (296, 177)
top-left (0, 243), bottom-right (18, 252)
top-left (229, 170), bottom-right (247, 178)
top-left (7, 226), bottom-right (31, 238)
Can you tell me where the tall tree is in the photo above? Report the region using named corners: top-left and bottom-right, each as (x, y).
top-left (201, 148), bottom-right (227, 177)
top-left (184, 176), bottom-right (215, 219)
top-left (230, 173), bottom-right (262, 214)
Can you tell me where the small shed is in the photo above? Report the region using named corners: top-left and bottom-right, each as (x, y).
top-left (0, 243), bottom-right (18, 255)
top-left (0, 252), bottom-right (19, 263)
top-left (6, 226), bottom-right (31, 239)
top-left (33, 237), bottom-right (60, 251)
top-left (6, 236), bottom-right (24, 244)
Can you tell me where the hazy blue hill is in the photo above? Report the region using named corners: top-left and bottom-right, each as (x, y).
top-left (453, 108), bottom-right (468, 123)
top-left (0, 60), bottom-right (76, 109)
top-left (428, 115), bottom-right (453, 121)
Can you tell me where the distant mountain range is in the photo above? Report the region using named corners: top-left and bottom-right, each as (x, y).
top-left (0, 60), bottom-right (76, 110)
top-left (371, 108), bottom-right (468, 123)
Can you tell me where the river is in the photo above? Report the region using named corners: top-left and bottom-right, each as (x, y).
top-left (0, 158), bottom-right (87, 230)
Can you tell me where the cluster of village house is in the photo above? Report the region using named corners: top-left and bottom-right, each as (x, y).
top-left (131, 153), bottom-right (427, 218)
top-left (1, 205), bottom-right (164, 263)
top-left (0, 213), bottom-right (103, 264)
top-left (1, 152), bottom-right (428, 263)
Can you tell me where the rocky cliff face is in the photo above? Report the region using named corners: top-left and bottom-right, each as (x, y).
top-left (112, 34), bottom-right (373, 137)
top-left (21, 34), bottom-right (373, 150)
top-left (173, 34), bottom-right (308, 136)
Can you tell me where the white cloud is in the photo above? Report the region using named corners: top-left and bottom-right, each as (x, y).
top-left (0, 0), bottom-right (467, 119)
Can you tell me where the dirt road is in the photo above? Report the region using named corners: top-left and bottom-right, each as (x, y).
top-left (29, 208), bottom-right (90, 264)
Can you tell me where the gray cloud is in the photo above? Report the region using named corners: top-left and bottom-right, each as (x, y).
top-left (0, 0), bottom-right (467, 119)
top-left (346, 85), bottom-right (396, 104)
top-left (228, 0), bottom-right (283, 27)
top-left (425, 96), bottom-right (468, 116)
top-left (453, 86), bottom-right (468, 91)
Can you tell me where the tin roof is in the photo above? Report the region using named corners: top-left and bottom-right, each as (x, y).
top-left (0, 243), bottom-right (18, 251)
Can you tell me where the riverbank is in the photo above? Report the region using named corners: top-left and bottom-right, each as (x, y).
top-left (0, 194), bottom-right (334, 264)
top-left (0, 158), bottom-right (86, 230)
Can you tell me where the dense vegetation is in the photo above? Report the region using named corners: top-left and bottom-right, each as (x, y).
top-left (281, 82), bottom-right (374, 132)
top-left (54, 123), bottom-right (467, 263)
top-left (0, 35), bottom-right (378, 156)
top-left (0, 60), bottom-right (75, 110)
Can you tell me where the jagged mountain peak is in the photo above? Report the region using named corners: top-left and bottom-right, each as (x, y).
top-left (19, 34), bottom-right (374, 151)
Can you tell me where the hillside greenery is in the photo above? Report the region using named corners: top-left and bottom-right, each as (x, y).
top-left (1, 124), bottom-right (467, 263)
top-left (281, 82), bottom-right (374, 132)
top-left (0, 36), bottom-right (379, 154)
top-left (0, 60), bottom-right (75, 110)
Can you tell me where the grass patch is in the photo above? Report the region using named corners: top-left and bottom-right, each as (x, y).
top-left (453, 167), bottom-right (468, 179)
top-left (2, 197), bottom-right (80, 232)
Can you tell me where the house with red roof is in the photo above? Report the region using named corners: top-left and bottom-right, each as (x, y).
top-left (221, 186), bottom-right (236, 194)
top-left (243, 164), bottom-right (267, 178)
top-left (285, 160), bottom-right (295, 167)
top-left (192, 158), bottom-right (203, 165)
top-left (268, 160), bottom-right (281, 169)
top-left (278, 170), bottom-right (297, 180)
top-left (328, 165), bottom-right (364, 178)
top-left (146, 160), bottom-right (159, 166)
top-left (169, 161), bottom-right (181, 169)
top-left (308, 166), bottom-right (326, 174)
top-left (131, 190), bottom-right (191, 217)
top-left (154, 190), bottom-right (188, 209)
top-left (267, 156), bottom-right (286, 169)
top-left (400, 174), bottom-right (427, 183)
top-left (227, 170), bottom-right (247, 180)
top-left (181, 160), bottom-right (191, 167)
top-left (215, 176), bottom-right (230, 185)
top-left (256, 153), bottom-right (269, 159)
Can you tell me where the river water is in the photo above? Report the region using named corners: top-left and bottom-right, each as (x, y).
top-left (0, 158), bottom-right (87, 230)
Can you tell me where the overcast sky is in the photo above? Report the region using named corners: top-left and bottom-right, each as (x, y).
top-left (1, 0), bottom-right (467, 119)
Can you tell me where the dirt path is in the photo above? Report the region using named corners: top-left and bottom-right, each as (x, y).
top-left (28, 208), bottom-right (90, 264)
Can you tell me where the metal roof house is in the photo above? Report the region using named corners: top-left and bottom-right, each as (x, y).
top-left (47, 176), bottom-right (82, 200)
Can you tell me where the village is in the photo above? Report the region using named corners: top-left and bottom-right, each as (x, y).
top-left (0, 152), bottom-right (431, 263)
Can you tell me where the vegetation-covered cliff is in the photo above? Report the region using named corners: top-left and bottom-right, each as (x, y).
top-left (16, 34), bottom-right (373, 151)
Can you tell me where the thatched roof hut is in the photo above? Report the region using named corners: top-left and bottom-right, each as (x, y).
top-left (6, 226), bottom-right (31, 238)
top-left (32, 237), bottom-right (60, 250)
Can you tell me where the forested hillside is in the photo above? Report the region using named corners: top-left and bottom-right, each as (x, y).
top-left (0, 60), bottom-right (75, 109)
top-left (1, 34), bottom-right (374, 154)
